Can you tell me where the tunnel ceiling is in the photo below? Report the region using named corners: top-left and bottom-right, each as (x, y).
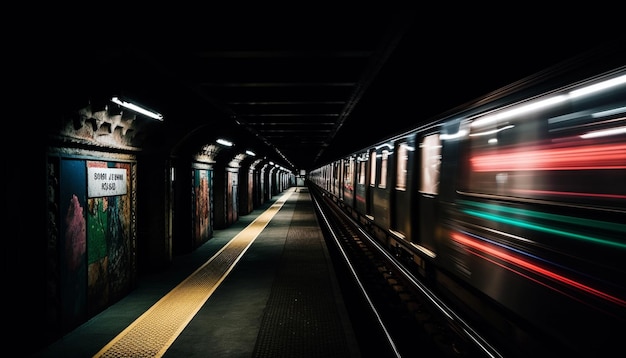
top-left (44, 6), bottom-right (615, 172)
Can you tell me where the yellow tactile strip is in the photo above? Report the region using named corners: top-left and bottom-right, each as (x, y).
top-left (93, 190), bottom-right (293, 358)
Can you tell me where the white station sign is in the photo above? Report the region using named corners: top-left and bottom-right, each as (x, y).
top-left (87, 167), bottom-right (128, 198)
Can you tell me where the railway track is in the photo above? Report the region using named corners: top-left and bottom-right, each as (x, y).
top-left (311, 188), bottom-right (502, 358)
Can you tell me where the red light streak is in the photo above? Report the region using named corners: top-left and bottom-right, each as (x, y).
top-left (471, 143), bottom-right (626, 172)
top-left (451, 232), bottom-right (626, 307)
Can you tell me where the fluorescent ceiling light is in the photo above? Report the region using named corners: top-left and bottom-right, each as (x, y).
top-left (246, 150), bottom-right (256, 156)
top-left (216, 138), bottom-right (233, 147)
top-left (111, 96), bottom-right (164, 121)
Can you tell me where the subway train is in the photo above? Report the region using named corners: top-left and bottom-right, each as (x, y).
top-left (308, 53), bottom-right (626, 356)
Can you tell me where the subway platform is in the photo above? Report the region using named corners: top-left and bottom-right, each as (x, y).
top-left (32, 187), bottom-right (361, 358)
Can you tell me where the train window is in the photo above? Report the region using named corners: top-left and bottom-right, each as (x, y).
top-left (379, 149), bottom-right (388, 188)
top-left (420, 134), bottom-right (441, 195)
top-left (396, 141), bottom-right (408, 191)
top-left (369, 149), bottom-right (377, 186)
top-left (358, 160), bottom-right (366, 185)
top-left (343, 157), bottom-right (353, 191)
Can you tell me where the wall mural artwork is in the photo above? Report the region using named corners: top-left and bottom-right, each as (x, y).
top-left (86, 161), bottom-right (132, 316)
top-left (193, 168), bottom-right (211, 247)
top-left (59, 159), bottom-right (87, 329)
top-left (54, 158), bottom-right (134, 330)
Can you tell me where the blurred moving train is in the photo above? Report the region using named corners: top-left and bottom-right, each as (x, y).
top-left (308, 51), bottom-right (626, 356)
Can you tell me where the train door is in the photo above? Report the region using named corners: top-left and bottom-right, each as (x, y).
top-left (342, 156), bottom-right (355, 208)
top-left (332, 160), bottom-right (342, 199)
top-left (372, 144), bottom-right (392, 230)
top-left (415, 132), bottom-right (441, 257)
top-left (366, 148), bottom-right (376, 219)
top-left (338, 158), bottom-right (346, 202)
top-left (322, 164), bottom-right (330, 191)
top-left (391, 136), bottom-right (415, 241)
top-left (354, 152), bottom-right (368, 214)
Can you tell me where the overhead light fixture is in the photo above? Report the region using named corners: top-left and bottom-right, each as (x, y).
top-left (216, 138), bottom-right (233, 147)
top-left (111, 96), bottom-right (164, 121)
top-left (245, 150), bottom-right (256, 156)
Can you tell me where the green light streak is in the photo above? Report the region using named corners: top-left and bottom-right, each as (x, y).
top-left (459, 200), bottom-right (626, 233)
top-left (462, 209), bottom-right (626, 250)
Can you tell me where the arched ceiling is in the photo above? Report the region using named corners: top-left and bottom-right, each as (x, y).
top-left (39, 5), bottom-right (620, 172)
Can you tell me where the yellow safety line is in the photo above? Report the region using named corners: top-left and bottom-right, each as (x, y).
top-left (93, 189), bottom-right (295, 358)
